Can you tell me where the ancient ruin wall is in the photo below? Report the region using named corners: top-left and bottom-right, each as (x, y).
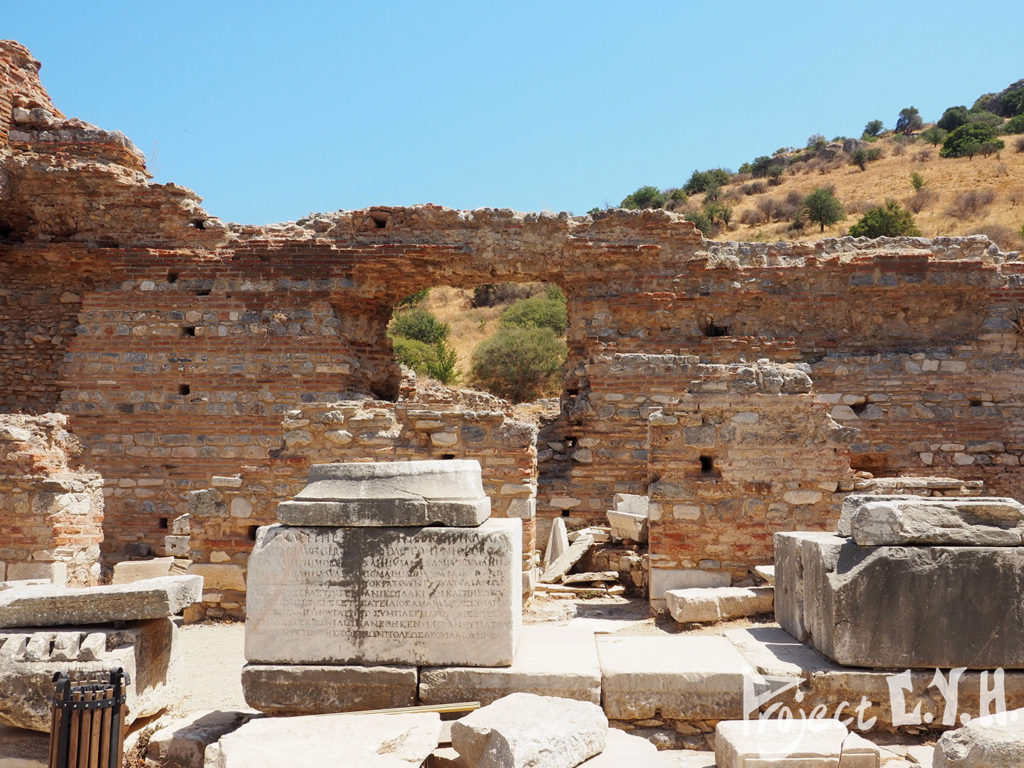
top-left (2, 40), bottom-right (1024, 576)
top-left (0, 414), bottom-right (102, 585)
top-left (185, 391), bottom-right (537, 620)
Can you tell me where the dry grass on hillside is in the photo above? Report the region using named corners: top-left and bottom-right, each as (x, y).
top-left (694, 133), bottom-right (1024, 250)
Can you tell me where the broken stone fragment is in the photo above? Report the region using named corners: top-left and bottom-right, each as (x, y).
top-left (450, 692), bottom-right (607, 768)
top-left (540, 534), bottom-right (593, 583)
top-left (934, 707), bottom-right (1024, 767)
top-left (849, 497), bottom-right (1024, 546)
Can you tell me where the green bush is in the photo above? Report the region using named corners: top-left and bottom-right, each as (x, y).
top-left (967, 110), bottom-right (1004, 129)
top-left (910, 172), bottom-right (926, 191)
top-left (390, 306), bottom-right (450, 344)
top-left (683, 168), bottom-right (732, 195)
top-left (849, 200), bottom-right (921, 238)
top-left (395, 288), bottom-right (430, 308)
top-left (937, 106), bottom-right (969, 132)
top-left (500, 294), bottom-right (568, 335)
top-left (470, 326), bottom-right (566, 402)
top-left (392, 336), bottom-right (460, 384)
top-left (392, 335), bottom-right (435, 371)
top-left (850, 147), bottom-right (881, 171)
top-left (684, 209), bottom-right (714, 237)
top-left (941, 123), bottom-right (1003, 158)
top-left (862, 120), bottom-right (884, 138)
top-left (801, 188), bottom-right (845, 232)
top-left (920, 126), bottom-right (948, 146)
top-left (1004, 115), bottom-right (1024, 134)
top-left (620, 185), bottom-right (666, 210)
top-left (1004, 88), bottom-right (1024, 117)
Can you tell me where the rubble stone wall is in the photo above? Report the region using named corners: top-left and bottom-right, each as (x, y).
top-left (0, 413), bottom-right (102, 585)
top-left (185, 392), bottom-right (537, 620)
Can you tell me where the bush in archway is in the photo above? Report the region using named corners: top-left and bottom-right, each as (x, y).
top-left (470, 326), bottom-right (566, 402)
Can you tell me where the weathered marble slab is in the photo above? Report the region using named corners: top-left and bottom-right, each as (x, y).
top-left (849, 496), bottom-right (1024, 546)
top-left (0, 618), bottom-right (181, 731)
top-left (242, 664), bottom-right (417, 715)
top-left (0, 575), bottom-right (202, 628)
top-left (245, 519), bottom-right (521, 666)
top-left (776, 531), bottom-right (1024, 668)
top-left (275, 460), bottom-right (490, 527)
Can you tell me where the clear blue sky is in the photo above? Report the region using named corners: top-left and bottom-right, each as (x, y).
top-left (6, 1), bottom-right (1022, 224)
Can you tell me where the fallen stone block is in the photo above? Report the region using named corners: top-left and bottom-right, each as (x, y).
top-left (540, 534), bottom-right (593, 583)
top-left (451, 692), bottom-right (607, 768)
top-left (0, 575), bottom-right (202, 628)
top-left (144, 710), bottom-right (257, 768)
top-left (607, 510), bottom-right (648, 543)
top-left (849, 497), bottom-right (1024, 546)
top-left (838, 494), bottom-right (922, 537)
top-left (934, 708), bottom-right (1024, 768)
top-left (578, 727), bottom-right (657, 767)
top-left (776, 531), bottom-right (1024, 668)
top-left (597, 635), bottom-right (755, 720)
top-left (0, 618), bottom-right (181, 731)
top-left (242, 664), bottom-right (417, 715)
top-left (667, 586), bottom-right (774, 624)
top-left (204, 711), bottom-right (441, 768)
top-left (419, 624), bottom-right (601, 706)
top-left (715, 718), bottom-right (878, 767)
top-left (245, 519), bottom-right (521, 667)
top-left (753, 565), bottom-right (775, 585)
top-left (544, 518), bottom-right (570, 570)
top-left (275, 461), bottom-right (490, 527)
top-left (112, 557), bottom-right (174, 585)
top-left (562, 571), bottom-right (619, 586)
top-left (649, 568), bottom-right (730, 609)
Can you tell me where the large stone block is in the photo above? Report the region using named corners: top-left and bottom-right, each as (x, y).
top-left (775, 532), bottom-right (1024, 668)
top-left (204, 711), bottom-right (441, 768)
top-left (0, 575), bottom-right (202, 628)
top-left (419, 624), bottom-right (601, 706)
top-left (649, 567), bottom-right (731, 610)
top-left (275, 461), bottom-right (490, 527)
top-left (245, 519), bottom-right (521, 666)
top-left (0, 618), bottom-right (181, 731)
top-left (596, 635), bottom-right (755, 720)
top-left (242, 664), bottom-right (417, 715)
top-left (715, 719), bottom-right (879, 768)
top-left (450, 692), bottom-right (607, 768)
top-left (145, 710), bottom-right (257, 768)
top-left (849, 497), bottom-right (1024, 546)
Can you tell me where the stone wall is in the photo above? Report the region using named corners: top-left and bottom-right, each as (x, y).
top-left (0, 414), bottom-right (102, 585)
top-left (185, 388), bottom-right (537, 620)
top-left (2, 40), bottom-right (1024, 587)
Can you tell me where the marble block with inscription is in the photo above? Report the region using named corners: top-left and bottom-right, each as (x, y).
top-left (275, 460), bottom-right (491, 527)
top-left (245, 518), bottom-right (522, 667)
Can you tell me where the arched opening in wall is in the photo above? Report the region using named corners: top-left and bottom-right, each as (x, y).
top-left (386, 282), bottom-right (568, 404)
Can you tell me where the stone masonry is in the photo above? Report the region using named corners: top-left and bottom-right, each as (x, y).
top-left (2, 40), bottom-right (1024, 586)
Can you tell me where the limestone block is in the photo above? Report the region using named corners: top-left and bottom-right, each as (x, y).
top-left (597, 635), bottom-right (755, 720)
top-left (0, 575), bottom-right (202, 628)
top-left (607, 510), bottom-right (648, 543)
top-left (773, 532), bottom-right (845, 643)
top-left (934, 708), bottom-right (1024, 767)
top-left (578, 728), bottom-right (658, 767)
top-left (718, 586), bottom-right (774, 619)
top-left (112, 557), bottom-right (174, 584)
top-left (245, 519), bottom-right (521, 666)
top-left (275, 461), bottom-right (490, 527)
top-left (849, 497), bottom-right (1024, 546)
top-left (783, 532), bottom-right (1024, 668)
top-left (753, 565), bottom-right (775, 585)
top-left (540, 534), bottom-right (592, 583)
top-left (419, 624), bottom-right (601, 706)
top-left (186, 564), bottom-right (244, 592)
top-left (649, 568), bottom-right (730, 609)
top-left (450, 692), bottom-right (607, 768)
top-left (0, 618), bottom-right (181, 731)
top-left (6, 561), bottom-right (67, 584)
top-left (163, 535), bottom-right (190, 557)
top-left (613, 493), bottom-right (649, 516)
top-left (145, 710), bottom-right (257, 768)
top-left (543, 517), bottom-right (569, 569)
top-left (838, 494), bottom-right (921, 537)
top-left (204, 711), bottom-right (442, 768)
top-left (715, 719), bottom-right (864, 768)
top-left (666, 588), bottom-right (720, 623)
top-left (242, 664), bottom-right (417, 715)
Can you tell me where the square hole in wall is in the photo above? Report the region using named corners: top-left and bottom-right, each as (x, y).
top-left (700, 455), bottom-right (715, 474)
top-left (158, 517), bottom-right (169, 529)
top-left (441, 454), bottom-right (455, 460)
top-left (182, 326), bottom-right (196, 337)
top-left (179, 384), bottom-right (191, 396)
top-left (167, 271), bottom-right (179, 283)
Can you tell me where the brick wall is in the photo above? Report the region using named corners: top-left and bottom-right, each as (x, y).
top-left (184, 390), bottom-right (537, 620)
top-left (0, 413), bottom-right (102, 585)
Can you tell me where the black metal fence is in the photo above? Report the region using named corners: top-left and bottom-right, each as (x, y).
top-left (49, 669), bottom-right (127, 768)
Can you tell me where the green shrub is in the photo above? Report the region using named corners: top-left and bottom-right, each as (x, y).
top-left (471, 283), bottom-right (533, 308)
top-left (937, 106), bottom-right (969, 132)
top-left (849, 200), bottom-right (921, 238)
top-left (683, 168), bottom-right (732, 195)
top-left (1004, 87), bottom-right (1024, 117)
top-left (801, 188), bottom-right (845, 232)
top-left (684, 209), bottom-right (714, 237)
top-left (862, 120), bottom-right (884, 138)
top-left (620, 185), bottom-right (666, 210)
top-left (941, 123), bottom-right (1003, 158)
top-left (500, 295), bottom-right (568, 335)
top-left (470, 326), bottom-right (566, 402)
top-left (967, 110), bottom-right (1004, 129)
top-left (1004, 115), bottom-right (1024, 134)
top-left (850, 147), bottom-right (881, 171)
top-left (392, 335), bottom-right (436, 371)
top-left (392, 336), bottom-right (460, 384)
top-left (807, 134), bottom-right (827, 150)
top-left (390, 306), bottom-right (450, 344)
top-left (910, 172), bottom-right (926, 191)
top-left (395, 288), bottom-right (430, 308)
top-left (920, 126), bottom-right (948, 146)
